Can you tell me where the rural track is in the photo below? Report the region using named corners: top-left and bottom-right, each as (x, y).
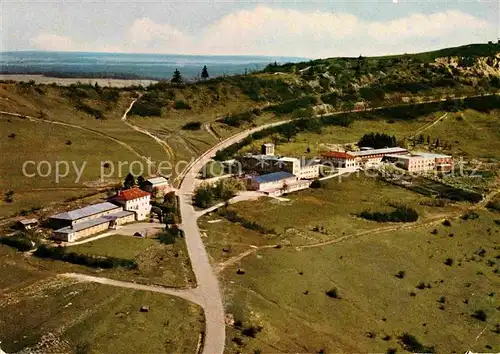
top-left (411, 112), bottom-right (449, 138)
top-left (0, 110), bottom-right (155, 167)
top-left (121, 96), bottom-right (176, 160)
top-left (59, 273), bottom-right (204, 307)
top-left (214, 187), bottom-right (500, 271)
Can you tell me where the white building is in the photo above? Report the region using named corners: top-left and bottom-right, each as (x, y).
top-left (50, 202), bottom-right (136, 242)
top-left (247, 171), bottom-right (310, 197)
top-left (144, 176), bottom-right (174, 197)
top-left (321, 151), bottom-right (358, 169)
top-left (350, 147), bottom-right (408, 167)
top-left (261, 143), bottom-right (275, 156)
top-left (110, 188), bottom-right (152, 221)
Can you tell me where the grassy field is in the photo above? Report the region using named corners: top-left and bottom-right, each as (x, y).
top-left (64, 234), bottom-right (195, 288)
top-left (213, 176), bottom-right (464, 243)
top-left (0, 241), bottom-right (202, 353)
top-left (220, 209), bottom-right (500, 353)
top-left (423, 109), bottom-right (500, 160)
top-left (0, 276), bottom-right (203, 353)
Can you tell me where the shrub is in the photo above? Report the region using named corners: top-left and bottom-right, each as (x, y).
top-left (310, 179), bottom-right (321, 188)
top-left (242, 325), bottom-right (263, 338)
top-left (174, 100), bottom-right (191, 110)
top-left (325, 288), bottom-right (340, 299)
top-left (220, 111), bottom-right (255, 127)
top-left (395, 270), bottom-right (406, 279)
top-left (34, 245), bottom-right (136, 269)
top-left (182, 121), bottom-right (202, 130)
top-left (442, 220), bottom-right (451, 226)
top-left (398, 333), bottom-right (435, 353)
top-left (472, 309), bottom-right (487, 322)
top-left (359, 206), bottom-right (418, 223)
top-left (0, 233), bottom-right (39, 252)
top-left (461, 211), bottom-right (479, 220)
top-left (444, 258), bottom-right (454, 266)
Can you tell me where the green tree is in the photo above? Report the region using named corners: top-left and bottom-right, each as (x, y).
top-left (171, 69), bottom-right (183, 84)
top-left (4, 190), bottom-right (14, 203)
top-left (124, 173), bottom-right (135, 189)
top-left (201, 65), bottom-right (209, 80)
top-left (194, 183), bottom-right (214, 208)
top-left (137, 176), bottom-right (146, 190)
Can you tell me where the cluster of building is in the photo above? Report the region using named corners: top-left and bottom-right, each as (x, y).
top-left (48, 175), bottom-right (173, 243)
top-left (322, 147), bottom-right (453, 172)
top-left (241, 143), bottom-right (319, 196)
top-left (50, 187), bottom-right (151, 242)
top-left (237, 143), bottom-right (453, 197)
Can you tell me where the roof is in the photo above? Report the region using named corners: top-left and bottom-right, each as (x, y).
top-left (254, 171), bottom-right (296, 184)
top-left (146, 176), bottom-right (169, 186)
top-left (414, 152), bottom-right (451, 158)
top-left (19, 218), bottom-right (38, 225)
top-left (351, 147), bottom-right (407, 157)
top-left (279, 157), bottom-right (299, 163)
top-left (50, 202), bottom-right (121, 221)
top-left (322, 151), bottom-right (355, 159)
top-left (54, 211), bottom-right (135, 234)
top-left (301, 159), bottom-right (320, 167)
top-left (113, 188), bottom-right (151, 201)
top-left (385, 154), bottom-right (413, 160)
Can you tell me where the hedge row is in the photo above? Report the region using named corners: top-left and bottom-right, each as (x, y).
top-left (34, 245), bottom-right (137, 269)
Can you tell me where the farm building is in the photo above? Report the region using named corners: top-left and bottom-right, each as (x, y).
top-left (50, 202), bottom-right (135, 242)
top-left (143, 176), bottom-right (173, 197)
top-left (384, 152), bottom-right (453, 172)
top-left (109, 187), bottom-right (152, 221)
top-left (350, 147), bottom-right (408, 167)
top-left (321, 151), bottom-right (358, 168)
top-left (241, 154), bottom-right (319, 180)
top-left (247, 171), bottom-right (310, 196)
top-left (322, 147), bottom-right (407, 168)
top-left (18, 218), bottom-right (39, 230)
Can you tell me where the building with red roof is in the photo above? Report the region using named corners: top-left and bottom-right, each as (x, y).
top-left (109, 187), bottom-right (151, 221)
top-left (321, 151), bottom-right (358, 168)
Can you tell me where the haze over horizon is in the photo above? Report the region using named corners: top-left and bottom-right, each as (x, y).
top-left (2, 0), bottom-right (499, 59)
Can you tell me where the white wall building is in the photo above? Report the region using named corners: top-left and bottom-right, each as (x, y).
top-left (111, 188), bottom-right (152, 221)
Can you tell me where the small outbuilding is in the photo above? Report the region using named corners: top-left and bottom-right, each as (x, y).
top-left (18, 218), bottom-right (39, 230)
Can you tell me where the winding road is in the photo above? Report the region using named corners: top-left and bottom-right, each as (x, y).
top-left (5, 91), bottom-right (497, 354)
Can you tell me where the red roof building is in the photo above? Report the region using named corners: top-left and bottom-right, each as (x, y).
top-left (321, 151), bottom-right (355, 159)
top-left (113, 187), bottom-right (151, 201)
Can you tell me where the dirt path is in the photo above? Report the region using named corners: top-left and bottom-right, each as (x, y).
top-left (411, 112), bottom-right (449, 138)
top-left (204, 122), bottom-right (221, 142)
top-left (59, 273), bottom-right (204, 306)
top-left (0, 110), bottom-right (155, 167)
top-left (120, 96), bottom-right (175, 160)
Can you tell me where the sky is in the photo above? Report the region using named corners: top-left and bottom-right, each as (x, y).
top-left (1, 0), bottom-right (499, 58)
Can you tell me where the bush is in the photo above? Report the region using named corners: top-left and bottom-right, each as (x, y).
top-left (241, 325), bottom-right (263, 338)
top-left (129, 92), bottom-right (164, 116)
top-left (0, 233), bottom-right (38, 252)
top-left (461, 211), bottom-right (479, 220)
top-left (444, 258), bottom-right (454, 266)
top-left (174, 100), bottom-right (191, 110)
top-left (193, 183), bottom-right (215, 208)
top-left (398, 333), bottom-right (435, 353)
top-left (358, 132), bottom-right (397, 149)
top-left (472, 309), bottom-right (487, 322)
top-left (395, 270), bottom-right (405, 279)
top-left (182, 121), bottom-right (202, 130)
top-left (325, 288), bottom-right (340, 299)
top-left (34, 245), bottom-right (136, 269)
top-left (220, 111), bottom-right (255, 127)
top-left (310, 179), bottom-right (321, 189)
top-left (359, 206), bottom-right (418, 223)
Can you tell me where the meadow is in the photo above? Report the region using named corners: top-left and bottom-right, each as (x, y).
top-left (220, 209), bottom-right (500, 353)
